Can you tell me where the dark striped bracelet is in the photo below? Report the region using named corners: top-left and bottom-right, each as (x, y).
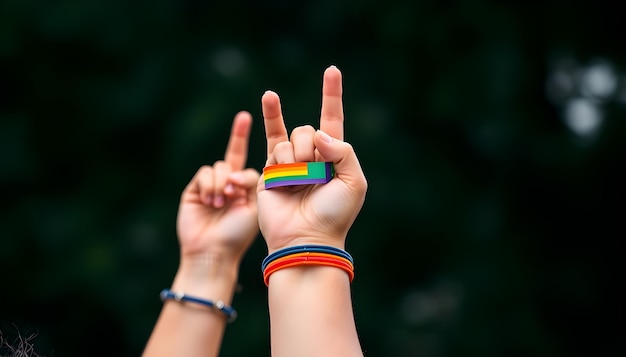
top-left (262, 244), bottom-right (354, 272)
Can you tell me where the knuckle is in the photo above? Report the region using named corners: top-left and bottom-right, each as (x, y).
top-left (291, 125), bottom-right (315, 136)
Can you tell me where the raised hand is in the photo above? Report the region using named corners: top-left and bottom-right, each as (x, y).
top-left (177, 110), bottom-right (260, 262)
top-left (144, 111), bottom-right (261, 357)
top-left (257, 66), bottom-right (368, 254)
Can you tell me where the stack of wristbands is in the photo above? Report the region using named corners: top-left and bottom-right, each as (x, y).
top-left (261, 245), bottom-right (355, 286)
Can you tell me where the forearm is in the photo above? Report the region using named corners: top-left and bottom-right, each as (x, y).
top-left (143, 254), bottom-right (239, 357)
top-left (268, 265), bottom-right (363, 357)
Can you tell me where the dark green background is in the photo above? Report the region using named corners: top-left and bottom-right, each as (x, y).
top-left (1, 1), bottom-right (623, 356)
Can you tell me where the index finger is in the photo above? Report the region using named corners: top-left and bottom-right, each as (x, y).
top-left (320, 65), bottom-right (344, 141)
top-left (262, 90), bottom-right (289, 157)
top-left (224, 111), bottom-right (253, 171)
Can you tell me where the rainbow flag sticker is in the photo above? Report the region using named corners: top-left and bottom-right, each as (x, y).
top-left (264, 162), bottom-right (334, 189)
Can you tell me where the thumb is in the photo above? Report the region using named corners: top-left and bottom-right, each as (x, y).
top-left (314, 130), bottom-right (367, 193)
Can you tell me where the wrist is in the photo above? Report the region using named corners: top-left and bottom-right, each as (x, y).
top-left (179, 251), bottom-right (241, 275)
top-left (269, 265), bottom-right (351, 287)
top-left (172, 252), bottom-right (240, 301)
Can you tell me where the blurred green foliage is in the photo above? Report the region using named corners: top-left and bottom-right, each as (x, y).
top-left (1, 0), bottom-right (624, 356)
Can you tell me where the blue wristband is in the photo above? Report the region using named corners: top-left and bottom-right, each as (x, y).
top-left (160, 289), bottom-right (237, 323)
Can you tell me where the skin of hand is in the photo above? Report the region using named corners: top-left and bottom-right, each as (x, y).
top-left (256, 65), bottom-right (368, 254)
top-left (177, 110), bottom-right (261, 263)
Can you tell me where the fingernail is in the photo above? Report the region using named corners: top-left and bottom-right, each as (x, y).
top-left (224, 183), bottom-right (234, 194)
top-left (204, 195), bottom-right (212, 205)
top-left (318, 130), bottom-right (333, 143)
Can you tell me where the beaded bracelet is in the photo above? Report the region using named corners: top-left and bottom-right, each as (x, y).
top-left (160, 289), bottom-right (237, 323)
top-left (261, 245), bottom-right (355, 286)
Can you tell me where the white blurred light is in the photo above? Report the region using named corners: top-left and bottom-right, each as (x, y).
top-left (580, 61), bottom-right (617, 99)
top-left (401, 292), bottom-right (436, 325)
top-left (212, 47), bottom-right (246, 77)
top-left (400, 282), bottom-right (462, 326)
top-left (564, 98), bottom-right (603, 137)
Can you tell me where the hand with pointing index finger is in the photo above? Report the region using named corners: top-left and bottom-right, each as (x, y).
top-left (177, 111), bottom-right (260, 262)
top-left (143, 111), bottom-right (260, 357)
top-left (257, 65), bottom-right (368, 254)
